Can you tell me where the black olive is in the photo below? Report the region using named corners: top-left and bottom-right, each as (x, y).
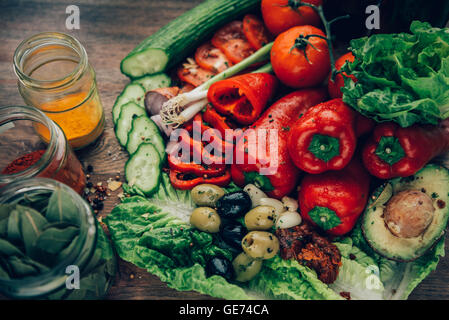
top-left (205, 257), bottom-right (233, 280)
top-left (216, 191), bottom-right (251, 219)
top-left (220, 222), bottom-right (247, 249)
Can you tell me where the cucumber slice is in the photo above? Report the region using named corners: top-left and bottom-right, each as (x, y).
top-left (126, 116), bottom-right (165, 160)
top-left (125, 143), bottom-right (161, 196)
top-left (115, 102), bottom-right (146, 146)
top-left (120, 0), bottom-right (260, 77)
top-left (112, 83), bottom-right (145, 124)
top-left (131, 73), bottom-right (171, 92)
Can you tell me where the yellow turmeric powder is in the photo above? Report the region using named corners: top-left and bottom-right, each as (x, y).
top-left (35, 90), bottom-right (104, 149)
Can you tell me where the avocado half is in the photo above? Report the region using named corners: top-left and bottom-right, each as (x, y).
top-left (362, 164), bottom-right (449, 262)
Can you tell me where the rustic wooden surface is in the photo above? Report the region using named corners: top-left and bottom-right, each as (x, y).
top-left (0, 0), bottom-right (448, 300)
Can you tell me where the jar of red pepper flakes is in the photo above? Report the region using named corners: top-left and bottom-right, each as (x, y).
top-left (0, 106), bottom-right (86, 194)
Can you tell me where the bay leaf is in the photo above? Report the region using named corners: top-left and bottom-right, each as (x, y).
top-left (0, 204), bottom-right (12, 220)
top-left (56, 234), bottom-right (79, 263)
top-left (45, 188), bottom-right (80, 226)
top-left (35, 225), bottom-right (79, 255)
top-left (18, 205), bottom-right (48, 255)
top-left (7, 208), bottom-right (21, 243)
top-left (7, 256), bottom-right (39, 278)
top-left (15, 191), bottom-right (52, 213)
top-left (0, 263), bottom-right (9, 280)
top-left (0, 218), bottom-right (7, 237)
top-left (22, 256), bottom-right (50, 274)
top-left (0, 238), bottom-right (24, 257)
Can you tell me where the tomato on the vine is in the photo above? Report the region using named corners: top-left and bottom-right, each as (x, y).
top-left (328, 52), bottom-right (357, 99)
top-left (271, 25), bottom-right (330, 88)
top-left (261, 0), bottom-right (322, 36)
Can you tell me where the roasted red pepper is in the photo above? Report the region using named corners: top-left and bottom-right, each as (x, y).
top-left (179, 113), bottom-right (234, 164)
top-left (167, 154), bottom-right (226, 177)
top-left (207, 73), bottom-right (278, 125)
top-left (287, 98), bottom-right (359, 174)
top-left (298, 157), bottom-right (371, 236)
top-left (169, 169), bottom-right (231, 190)
top-left (231, 88), bottom-right (327, 199)
top-left (202, 104), bottom-right (234, 137)
top-left (362, 122), bottom-right (449, 179)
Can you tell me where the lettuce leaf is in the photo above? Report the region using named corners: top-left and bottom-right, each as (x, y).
top-left (106, 174), bottom-right (444, 300)
top-left (348, 222), bottom-right (445, 300)
top-left (342, 21), bottom-right (449, 127)
top-left (248, 256), bottom-right (343, 300)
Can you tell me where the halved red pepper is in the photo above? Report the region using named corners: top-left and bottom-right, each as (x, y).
top-left (207, 73), bottom-right (278, 126)
top-left (169, 169), bottom-right (231, 190)
top-left (298, 157), bottom-right (371, 236)
top-left (287, 98), bottom-right (358, 174)
top-left (231, 88), bottom-right (327, 199)
top-left (362, 122), bottom-right (449, 179)
top-left (167, 154), bottom-right (226, 177)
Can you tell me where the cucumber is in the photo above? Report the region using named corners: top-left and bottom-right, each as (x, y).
top-left (112, 83), bottom-right (145, 124)
top-left (131, 73), bottom-right (172, 92)
top-left (120, 0), bottom-right (260, 78)
top-left (115, 102), bottom-right (146, 146)
top-left (126, 115), bottom-right (165, 160)
top-left (125, 143), bottom-right (161, 196)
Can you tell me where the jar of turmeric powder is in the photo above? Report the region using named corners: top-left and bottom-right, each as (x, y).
top-left (13, 32), bottom-right (104, 149)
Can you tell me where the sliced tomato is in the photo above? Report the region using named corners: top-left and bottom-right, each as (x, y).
top-left (211, 21), bottom-right (255, 64)
top-left (195, 42), bottom-right (233, 73)
top-left (242, 14), bottom-right (271, 50)
top-left (177, 66), bottom-right (215, 87)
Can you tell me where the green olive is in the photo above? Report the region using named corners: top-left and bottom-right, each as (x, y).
top-left (232, 252), bottom-right (263, 282)
top-left (190, 207), bottom-right (221, 233)
top-left (191, 184), bottom-right (225, 207)
top-left (241, 231), bottom-right (279, 260)
top-left (244, 205), bottom-right (275, 231)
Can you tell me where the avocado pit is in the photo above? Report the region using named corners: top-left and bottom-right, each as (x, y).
top-left (384, 190), bottom-right (434, 238)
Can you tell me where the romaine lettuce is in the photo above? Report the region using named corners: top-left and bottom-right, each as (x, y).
top-left (106, 174), bottom-right (445, 300)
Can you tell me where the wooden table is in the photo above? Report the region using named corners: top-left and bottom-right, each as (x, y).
top-left (0, 0), bottom-right (448, 300)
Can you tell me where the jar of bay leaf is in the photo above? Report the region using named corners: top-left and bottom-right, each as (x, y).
top-left (0, 178), bottom-right (116, 299)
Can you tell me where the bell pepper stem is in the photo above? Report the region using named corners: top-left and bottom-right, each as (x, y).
top-left (375, 136), bottom-right (405, 165)
top-left (308, 206), bottom-right (341, 230)
top-left (308, 134), bottom-right (340, 162)
top-left (243, 171), bottom-right (275, 192)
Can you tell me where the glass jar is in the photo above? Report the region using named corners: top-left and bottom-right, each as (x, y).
top-left (0, 178), bottom-right (116, 299)
top-left (13, 32), bottom-right (105, 150)
top-left (0, 105), bottom-right (86, 194)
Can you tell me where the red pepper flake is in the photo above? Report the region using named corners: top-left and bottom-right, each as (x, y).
top-left (2, 150), bottom-right (46, 174)
top-left (437, 199), bottom-right (446, 209)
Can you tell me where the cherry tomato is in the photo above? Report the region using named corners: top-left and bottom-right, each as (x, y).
top-left (242, 14), bottom-right (272, 50)
top-left (328, 52), bottom-right (357, 99)
top-left (195, 42), bottom-right (233, 73)
top-left (261, 0), bottom-right (322, 36)
top-left (271, 25), bottom-right (330, 88)
top-left (211, 21), bottom-right (255, 64)
top-left (177, 66), bottom-right (215, 87)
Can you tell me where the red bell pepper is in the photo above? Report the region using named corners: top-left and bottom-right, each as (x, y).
top-left (362, 122), bottom-right (449, 179)
top-left (167, 154), bottom-right (226, 177)
top-left (202, 104), bottom-right (234, 138)
top-left (231, 88), bottom-right (327, 199)
top-left (298, 157), bottom-right (371, 236)
top-left (169, 169), bottom-right (231, 190)
top-left (287, 98), bottom-right (359, 174)
top-left (179, 113), bottom-right (234, 165)
top-left (207, 73), bottom-right (278, 126)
